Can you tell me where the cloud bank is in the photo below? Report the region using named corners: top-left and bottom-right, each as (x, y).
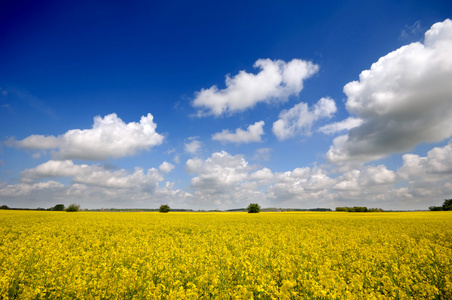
top-left (3, 139), bottom-right (452, 209)
top-left (21, 160), bottom-right (164, 191)
top-left (193, 58), bottom-right (319, 116)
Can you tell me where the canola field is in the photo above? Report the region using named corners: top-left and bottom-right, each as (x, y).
top-left (1, 211), bottom-right (451, 299)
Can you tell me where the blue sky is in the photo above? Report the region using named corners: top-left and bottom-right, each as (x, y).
top-left (1, 0), bottom-right (452, 210)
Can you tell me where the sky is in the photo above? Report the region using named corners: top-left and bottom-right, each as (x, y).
top-left (1, 0), bottom-right (452, 210)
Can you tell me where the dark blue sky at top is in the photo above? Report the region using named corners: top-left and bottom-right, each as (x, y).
top-left (1, 1), bottom-right (446, 137)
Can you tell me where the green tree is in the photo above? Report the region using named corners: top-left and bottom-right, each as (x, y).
top-left (247, 203), bottom-right (261, 213)
top-left (0, 205), bottom-right (9, 210)
top-left (52, 204), bottom-right (65, 211)
top-left (442, 199), bottom-right (452, 211)
top-left (429, 206), bottom-right (443, 211)
top-left (66, 203), bottom-right (80, 212)
top-left (159, 204), bottom-right (170, 213)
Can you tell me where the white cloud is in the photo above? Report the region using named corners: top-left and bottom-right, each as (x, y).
top-left (333, 165), bottom-right (397, 191)
top-left (319, 117), bottom-right (363, 135)
top-left (193, 58), bottom-right (319, 116)
top-left (327, 19), bottom-right (452, 163)
top-left (399, 140), bottom-right (452, 179)
top-left (13, 113), bottom-right (164, 160)
top-left (267, 167), bottom-right (335, 205)
top-left (184, 152), bottom-right (336, 208)
top-left (187, 151), bottom-right (251, 192)
top-left (21, 160), bottom-right (88, 181)
top-left (13, 135), bottom-right (60, 150)
top-left (273, 97), bottom-right (336, 140)
top-left (159, 161), bottom-right (175, 173)
top-left (185, 158), bottom-right (203, 174)
top-left (0, 180), bottom-right (65, 197)
top-left (20, 160), bottom-right (164, 191)
top-left (250, 167), bottom-right (273, 182)
top-left (184, 138), bottom-right (202, 154)
top-left (212, 121), bottom-right (265, 144)
top-left (0, 179), bottom-right (191, 210)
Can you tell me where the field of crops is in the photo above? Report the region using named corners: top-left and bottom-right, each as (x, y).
top-left (1, 211), bottom-right (451, 299)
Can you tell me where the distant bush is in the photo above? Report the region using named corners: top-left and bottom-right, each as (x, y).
top-left (247, 203), bottom-right (261, 213)
top-left (429, 206), bottom-right (443, 211)
top-left (66, 204), bottom-right (80, 212)
top-left (0, 205), bottom-right (9, 210)
top-left (159, 204), bottom-right (170, 213)
top-left (51, 204), bottom-right (65, 211)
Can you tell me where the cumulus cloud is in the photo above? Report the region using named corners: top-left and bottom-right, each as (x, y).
top-left (399, 140), bottom-right (452, 179)
top-left (184, 138), bottom-right (202, 154)
top-left (212, 121), bottom-right (265, 144)
top-left (183, 151), bottom-right (337, 208)
top-left (13, 113), bottom-right (164, 160)
top-left (193, 58), bottom-right (319, 116)
top-left (273, 97), bottom-right (336, 140)
top-left (327, 19), bottom-right (452, 163)
top-left (186, 151), bottom-right (251, 193)
top-left (333, 165), bottom-right (397, 191)
top-left (388, 141), bottom-right (452, 202)
top-left (159, 161), bottom-right (175, 173)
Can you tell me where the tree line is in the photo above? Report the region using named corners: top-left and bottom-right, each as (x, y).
top-left (335, 207), bottom-right (384, 212)
top-left (0, 203), bottom-right (80, 212)
top-left (429, 199), bottom-right (452, 211)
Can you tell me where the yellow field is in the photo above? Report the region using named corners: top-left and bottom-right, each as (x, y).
top-left (1, 211), bottom-right (451, 299)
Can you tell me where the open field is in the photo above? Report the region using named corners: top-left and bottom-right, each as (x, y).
top-left (1, 211), bottom-right (451, 299)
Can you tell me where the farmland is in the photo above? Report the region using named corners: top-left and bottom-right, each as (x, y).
top-left (1, 211), bottom-right (451, 299)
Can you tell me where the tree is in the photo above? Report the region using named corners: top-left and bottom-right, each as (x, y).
top-left (442, 199), bottom-right (452, 211)
top-left (66, 203), bottom-right (80, 212)
top-left (159, 204), bottom-right (170, 213)
top-left (247, 203), bottom-right (261, 213)
top-left (0, 205), bottom-right (9, 210)
top-left (52, 204), bottom-right (65, 211)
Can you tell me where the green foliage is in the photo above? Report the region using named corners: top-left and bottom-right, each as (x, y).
top-left (159, 204), bottom-right (170, 213)
top-left (429, 199), bottom-right (452, 211)
top-left (442, 199), bottom-right (452, 211)
top-left (247, 203), bottom-right (261, 213)
top-left (66, 203), bottom-right (80, 212)
top-left (0, 205), bottom-right (9, 210)
top-left (335, 207), bottom-right (348, 212)
top-left (429, 206), bottom-right (443, 211)
top-left (51, 204), bottom-right (65, 211)
top-left (336, 206), bottom-right (382, 212)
